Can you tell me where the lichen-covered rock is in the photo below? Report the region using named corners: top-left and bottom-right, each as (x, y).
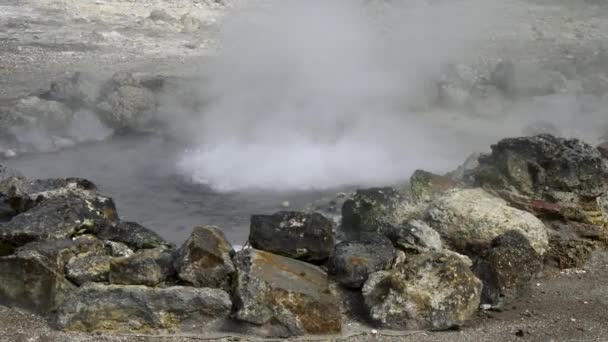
top-left (327, 233), bottom-right (395, 288)
top-left (174, 226), bottom-right (234, 290)
top-left (362, 249), bottom-right (482, 331)
top-left (0, 193), bottom-right (118, 248)
top-left (233, 248), bottom-right (341, 337)
top-left (544, 234), bottom-right (597, 269)
top-left (0, 249), bottom-right (76, 315)
top-left (65, 252), bottom-right (113, 285)
top-left (85, 221), bottom-right (169, 251)
top-left (426, 188), bottom-right (549, 255)
top-left (249, 211), bottom-right (334, 262)
top-left (410, 170), bottom-right (457, 204)
top-left (341, 187), bottom-right (421, 237)
top-left (104, 240), bottom-right (134, 257)
top-left (110, 247), bottom-right (174, 286)
top-left (472, 134), bottom-right (608, 227)
top-left (95, 72), bottom-right (161, 131)
top-left (55, 283), bottom-right (231, 333)
top-left (387, 220), bottom-right (443, 253)
top-left (472, 230), bottom-right (543, 307)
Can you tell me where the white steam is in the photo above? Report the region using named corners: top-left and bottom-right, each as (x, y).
top-left (174, 0), bottom-right (512, 191)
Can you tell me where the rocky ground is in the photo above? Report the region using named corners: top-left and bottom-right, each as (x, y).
top-left (3, 0), bottom-right (608, 341)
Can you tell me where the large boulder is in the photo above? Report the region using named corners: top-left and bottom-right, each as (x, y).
top-left (233, 248), bottom-right (341, 337)
top-left (426, 188), bottom-right (549, 255)
top-left (327, 233), bottom-right (395, 289)
top-left (55, 283), bottom-right (232, 333)
top-left (341, 187), bottom-right (422, 237)
top-left (0, 192), bottom-right (118, 248)
top-left (472, 135), bottom-right (608, 228)
top-left (0, 249), bottom-right (76, 315)
top-left (362, 249), bottom-right (482, 330)
top-left (110, 247), bottom-right (175, 286)
top-left (95, 72), bottom-right (162, 131)
top-left (174, 226), bottom-right (234, 290)
top-left (472, 230), bottom-right (543, 307)
top-left (249, 211), bottom-right (334, 263)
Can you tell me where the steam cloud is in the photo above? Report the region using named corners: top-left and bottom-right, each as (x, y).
top-left (169, 0), bottom-right (606, 191)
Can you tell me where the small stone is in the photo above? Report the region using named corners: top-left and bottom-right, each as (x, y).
top-left (480, 304), bottom-right (492, 310)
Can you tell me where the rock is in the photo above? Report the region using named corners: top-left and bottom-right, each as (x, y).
top-left (472, 231), bottom-right (543, 307)
top-left (410, 169), bottom-right (458, 204)
top-left (249, 211), bottom-right (334, 262)
top-left (447, 152), bottom-right (483, 184)
top-left (65, 252), bottom-right (113, 285)
top-left (38, 72), bottom-right (95, 108)
top-left (387, 219), bottom-right (443, 253)
top-left (327, 233), bottom-right (395, 288)
top-left (490, 61), bottom-right (567, 97)
top-left (0, 249), bottom-right (76, 315)
top-left (110, 247), bottom-right (174, 286)
top-left (174, 226), bottom-right (234, 290)
top-left (104, 240), bottom-right (134, 257)
top-left (233, 248), bottom-right (341, 337)
top-left (180, 13), bottom-right (202, 33)
top-left (148, 9), bottom-right (176, 23)
top-left (473, 135), bottom-right (608, 228)
top-left (544, 234), bottom-right (597, 269)
top-left (436, 63), bottom-right (479, 108)
top-left (55, 283), bottom-right (232, 333)
top-left (341, 187), bottom-right (421, 237)
top-left (95, 72), bottom-right (160, 131)
top-left (426, 188), bottom-right (549, 255)
top-left (12, 96), bottom-right (74, 132)
top-left (0, 193), bottom-right (118, 248)
top-left (362, 249), bottom-right (482, 330)
top-left (85, 221), bottom-right (169, 251)
top-left (0, 164), bottom-right (22, 183)
top-left (598, 142), bottom-right (608, 159)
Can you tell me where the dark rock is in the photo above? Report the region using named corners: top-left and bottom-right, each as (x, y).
top-left (0, 249), bottom-right (76, 315)
top-left (65, 252), bottom-right (113, 285)
top-left (598, 142), bottom-right (608, 159)
top-left (472, 231), bottom-right (543, 307)
top-left (410, 169), bottom-right (457, 204)
top-left (544, 234), bottom-right (597, 269)
top-left (249, 211), bottom-right (334, 262)
top-left (174, 226), bottom-right (234, 290)
top-left (85, 221), bottom-right (169, 251)
top-left (388, 220), bottom-right (443, 253)
top-left (55, 283), bottom-right (232, 333)
top-left (233, 248), bottom-right (341, 337)
top-left (342, 187), bottom-right (420, 237)
top-left (362, 250), bottom-right (482, 331)
top-left (110, 247), bottom-right (174, 286)
top-left (327, 233), bottom-right (395, 288)
top-left (0, 193), bottom-right (117, 248)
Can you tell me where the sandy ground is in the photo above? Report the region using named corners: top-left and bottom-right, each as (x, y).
top-left (2, 0), bottom-right (608, 341)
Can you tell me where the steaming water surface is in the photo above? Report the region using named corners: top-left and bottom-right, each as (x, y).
top-left (3, 134), bottom-right (343, 244)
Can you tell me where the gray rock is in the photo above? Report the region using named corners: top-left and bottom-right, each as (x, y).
top-left (426, 188), bottom-right (549, 255)
top-left (388, 220), bottom-right (443, 253)
top-left (233, 248), bottom-right (342, 337)
top-left (174, 226), bottom-right (234, 290)
top-left (65, 252), bottom-right (113, 285)
top-left (362, 250), bottom-right (482, 330)
top-left (249, 211), bottom-right (334, 263)
top-left (0, 164), bottom-right (22, 183)
top-left (328, 233), bottom-right (395, 288)
top-left (12, 96), bottom-right (74, 132)
top-left (148, 9), bottom-right (176, 23)
top-left (85, 221), bottom-right (169, 251)
top-left (0, 249), bottom-right (76, 315)
top-left (341, 187), bottom-right (422, 237)
top-left (544, 232), bottom-right (597, 269)
top-left (472, 230), bottom-right (543, 307)
top-left (110, 247), bottom-right (174, 286)
top-left (104, 240), bottom-right (134, 257)
top-left (490, 61), bottom-right (567, 97)
top-left (180, 13), bottom-right (202, 33)
top-left (0, 193), bottom-right (118, 248)
top-left (409, 169), bottom-right (457, 204)
top-left (38, 72), bottom-right (96, 108)
top-left (55, 283), bottom-right (232, 333)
